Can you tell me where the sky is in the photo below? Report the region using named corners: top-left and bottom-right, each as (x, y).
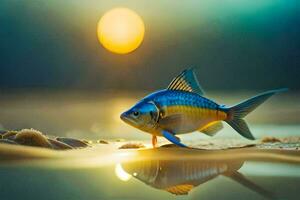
top-left (0, 0), bottom-right (299, 91)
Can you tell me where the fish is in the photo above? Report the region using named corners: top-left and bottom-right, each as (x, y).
top-left (120, 68), bottom-right (287, 147)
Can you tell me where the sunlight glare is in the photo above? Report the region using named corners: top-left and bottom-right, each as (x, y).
top-left (115, 163), bottom-right (132, 181)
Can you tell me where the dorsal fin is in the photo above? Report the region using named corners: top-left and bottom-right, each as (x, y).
top-left (199, 121), bottom-right (223, 136)
top-left (165, 184), bottom-right (194, 195)
top-left (167, 68), bottom-right (204, 95)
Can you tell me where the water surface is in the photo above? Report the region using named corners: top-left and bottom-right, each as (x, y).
top-left (0, 91), bottom-right (299, 200)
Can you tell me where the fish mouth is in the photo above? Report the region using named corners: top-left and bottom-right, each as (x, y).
top-left (120, 112), bottom-right (137, 126)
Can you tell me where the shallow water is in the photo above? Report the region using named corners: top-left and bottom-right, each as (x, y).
top-left (0, 146), bottom-right (299, 200)
top-left (0, 91), bottom-right (299, 200)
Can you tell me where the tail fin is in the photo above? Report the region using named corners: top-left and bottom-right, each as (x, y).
top-left (223, 88), bottom-right (287, 140)
top-left (224, 171), bottom-right (275, 200)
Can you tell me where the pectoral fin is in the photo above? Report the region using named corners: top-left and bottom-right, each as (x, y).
top-left (199, 121), bottom-right (224, 136)
top-left (162, 130), bottom-right (187, 148)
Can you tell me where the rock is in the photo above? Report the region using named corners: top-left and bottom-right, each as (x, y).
top-left (119, 143), bottom-right (145, 149)
top-left (97, 139), bottom-right (109, 144)
top-left (261, 136), bottom-right (282, 143)
top-left (2, 131), bottom-right (18, 140)
top-left (0, 128), bottom-right (93, 150)
top-left (81, 139), bottom-right (89, 144)
top-left (56, 137), bottom-right (89, 148)
top-left (47, 138), bottom-right (73, 150)
top-left (14, 129), bottom-right (53, 148)
top-left (0, 130), bottom-right (6, 135)
top-left (0, 139), bottom-right (18, 145)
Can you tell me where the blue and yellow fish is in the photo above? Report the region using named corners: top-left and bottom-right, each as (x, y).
top-left (120, 68), bottom-right (286, 147)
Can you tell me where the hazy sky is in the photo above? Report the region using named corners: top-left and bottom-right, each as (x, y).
top-left (0, 0), bottom-right (299, 91)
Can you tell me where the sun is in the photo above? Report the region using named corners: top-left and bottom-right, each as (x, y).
top-left (97, 8), bottom-right (145, 54)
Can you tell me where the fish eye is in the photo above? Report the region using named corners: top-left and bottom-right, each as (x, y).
top-left (133, 111), bottom-right (139, 116)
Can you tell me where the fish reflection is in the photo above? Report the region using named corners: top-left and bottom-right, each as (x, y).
top-left (121, 159), bottom-right (274, 198)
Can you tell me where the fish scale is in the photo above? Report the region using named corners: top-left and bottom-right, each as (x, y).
top-left (152, 90), bottom-right (220, 121)
top-left (143, 90), bottom-right (224, 134)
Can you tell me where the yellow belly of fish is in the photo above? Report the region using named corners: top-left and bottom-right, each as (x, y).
top-left (165, 105), bottom-right (226, 121)
top-left (158, 105), bottom-right (227, 134)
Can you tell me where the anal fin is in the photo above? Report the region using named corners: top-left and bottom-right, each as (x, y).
top-left (199, 121), bottom-right (223, 136)
top-left (165, 184), bottom-right (194, 195)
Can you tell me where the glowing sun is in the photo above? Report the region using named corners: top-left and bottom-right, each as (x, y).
top-left (97, 8), bottom-right (145, 54)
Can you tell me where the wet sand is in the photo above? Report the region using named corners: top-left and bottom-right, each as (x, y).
top-left (0, 138), bottom-right (299, 167)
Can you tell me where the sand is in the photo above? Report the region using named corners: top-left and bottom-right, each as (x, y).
top-left (0, 128), bottom-right (299, 168)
